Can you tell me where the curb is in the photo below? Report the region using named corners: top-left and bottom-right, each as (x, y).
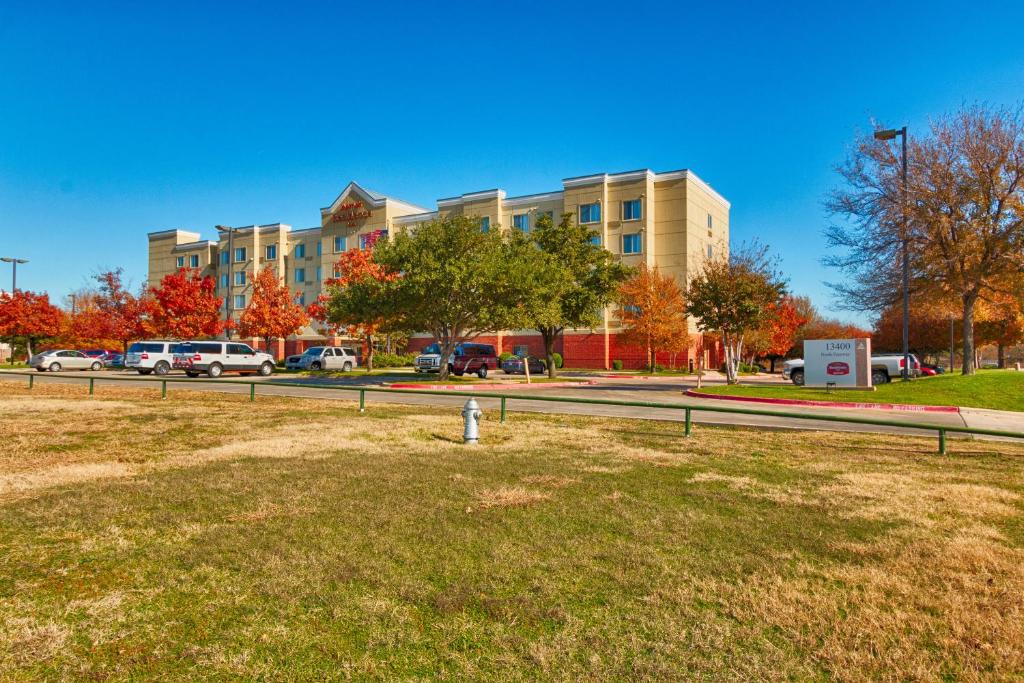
top-left (684, 389), bottom-right (961, 413)
top-left (386, 380), bottom-right (598, 391)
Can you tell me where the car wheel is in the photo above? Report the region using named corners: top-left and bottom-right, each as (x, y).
top-left (310, 361), bottom-right (321, 370)
top-left (258, 362), bottom-right (274, 376)
top-left (790, 369), bottom-right (804, 386)
top-left (90, 361), bottom-right (102, 371)
top-left (871, 369), bottom-right (889, 385)
top-left (477, 366), bottom-right (488, 379)
top-left (343, 362), bottom-right (352, 372)
top-left (207, 363), bottom-right (223, 378)
top-left (138, 369), bottom-right (152, 375)
top-left (49, 362), bottom-right (62, 372)
top-left (186, 371), bottom-right (199, 378)
top-left (35, 367), bottom-right (46, 372)
top-left (154, 361), bottom-right (170, 376)
top-left (453, 370), bottom-right (464, 377)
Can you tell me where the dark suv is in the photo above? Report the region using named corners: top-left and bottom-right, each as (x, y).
top-left (452, 343), bottom-right (498, 378)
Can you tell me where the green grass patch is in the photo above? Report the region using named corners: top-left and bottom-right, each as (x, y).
top-left (699, 369), bottom-right (1024, 412)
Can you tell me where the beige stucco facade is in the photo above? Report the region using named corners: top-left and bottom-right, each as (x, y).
top-left (147, 168), bottom-right (729, 363)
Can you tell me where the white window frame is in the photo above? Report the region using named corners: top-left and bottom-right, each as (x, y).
top-left (233, 271), bottom-right (246, 286)
top-left (295, 243), bottom-right (306, 259)
top-left (233, 294), bottom-right (246, 309)
top-left (579, 202), bottom-right (601, 224)
top-left (266, 244), bottom-right (277, 260)
top-left (480, 216), bottom-right (490, 232)
top-left (295, 268), bottom-right (306, 283)
top-left (622, 232), bottom-right (642, 255)
top-left (622, 199), bottom-right (642, 222)
top-left (189, 254), bottom-right (200, 268)
top-left (513, 213), bottom-right (529, 232)
top-left (176, 256), bottom-right (185, 268)
top-left (234, 247), bottom-right (246, 263)
top-left (333, 236), bottom-right (346, 253)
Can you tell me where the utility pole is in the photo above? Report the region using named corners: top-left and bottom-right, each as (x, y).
top-left (873, 126), bottom-right (911, 380)
top-left (217, 225), bottom-right (238, 339)
top-left (0, 257), bottom-right (29, 293)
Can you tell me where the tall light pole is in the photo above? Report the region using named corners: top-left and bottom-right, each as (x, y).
top-left (0, 257), bottom-right (29, 293)
top-left (873, 126), bottom-right (911, 380)
top-left (216, 225), bottom-right (238, 339)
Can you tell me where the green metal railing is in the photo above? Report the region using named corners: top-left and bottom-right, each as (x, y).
top-left (3, 370), bottom-right (1023, 455)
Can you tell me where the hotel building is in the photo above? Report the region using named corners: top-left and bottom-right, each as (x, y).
top-left (147, 167), bottom-right (729, 369)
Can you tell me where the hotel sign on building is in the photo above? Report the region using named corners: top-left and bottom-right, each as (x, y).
top-left (146, 167), bottom-right (729, 369)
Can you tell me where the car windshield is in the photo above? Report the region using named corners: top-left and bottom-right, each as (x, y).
top-left (303, 347), bottom-right (324, 356)
top-left (422, 344), bottom-right (441, 355)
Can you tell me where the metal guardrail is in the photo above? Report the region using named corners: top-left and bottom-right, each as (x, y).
top-left (3, 370), bottom-right (1024, 455)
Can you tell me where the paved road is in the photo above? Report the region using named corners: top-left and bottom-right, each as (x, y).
top-left (3, 370), bottom-right (1008, 445)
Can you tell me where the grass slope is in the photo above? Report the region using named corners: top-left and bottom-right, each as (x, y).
top-left (0, 382), bottom-right (1023, 679)
top-left (699, 369), bottom-right (1024, 412)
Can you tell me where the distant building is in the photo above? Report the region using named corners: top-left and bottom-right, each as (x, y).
top-left (147, 168), bottom-right (729, 369)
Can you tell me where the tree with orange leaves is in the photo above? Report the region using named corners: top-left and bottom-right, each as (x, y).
top-left (0, 290), bottom-right (65, 360)
top-left (616, 263), bottom-right (689, 373)
top-left (746, 297), bottom-right (808, 371)
top-left (321, 247), bottom-right (399, 371)
top-left (236, 266), bottom-right (309, 356)
top-left (149, 268), bottom-right (225, 339)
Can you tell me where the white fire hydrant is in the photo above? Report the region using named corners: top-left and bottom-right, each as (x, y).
top-left (462, 398), bottom-right (483, 445)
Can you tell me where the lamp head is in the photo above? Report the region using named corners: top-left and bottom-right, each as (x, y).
top-left (874, 129), bottom-right (899, 141)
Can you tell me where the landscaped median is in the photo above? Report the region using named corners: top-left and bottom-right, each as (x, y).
top-left (692, 370), bottom-right (1024, 413)
top-left (2, 380), bottom-right (1024, 679)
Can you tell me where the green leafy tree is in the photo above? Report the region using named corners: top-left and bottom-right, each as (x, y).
top-left (685, 242), bottom-right (786, 384)
top-left (530, 212), bottom-right (631, 376)
top-left (371, 214), bottom-right (548, 380)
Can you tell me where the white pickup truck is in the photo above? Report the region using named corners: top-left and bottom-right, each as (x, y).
top-left (783, 354), bottom-right (921, 385)
top-left (285, 346), bottom-right (360, 371)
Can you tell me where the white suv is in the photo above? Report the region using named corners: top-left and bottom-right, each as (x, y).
top-left (172, 341), bottom-right (276, 378)
top-left (125, 340), bottom-right (183, 376)
top-left (285, 346), bottom-right (359, 371)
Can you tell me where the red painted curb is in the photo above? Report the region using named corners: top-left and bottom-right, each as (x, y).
top-left (684, 389), bottom-right (961, 413)
top-left (387, 380), bottom-right (598, 391)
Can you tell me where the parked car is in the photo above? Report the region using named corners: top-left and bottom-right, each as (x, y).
top-left (921, 363), bottom-right (945, 375)
top-left (30, 350), bottom-right (103, 372)
top-left (285, 346), bottom-right (360, 371)
top-left (783, 354), bottom-right (921, 385)
top-left (415, 343), bottom-right (457, 374)
top-left (80, 349), bottom-right (117, 359)
top-left (101, 352), bottom-right (125, 368)
top-left (452, 343), bottom-right (499, 378)
top-left (172, 341), bottom-right (276, 378)
top-left (125, 340), bottom-right (185, 375)
top-left (501, 356), bottom-right (547, 375)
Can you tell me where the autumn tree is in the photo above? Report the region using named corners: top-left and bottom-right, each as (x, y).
top-left (321, 247), bottom-right (400, 371)
top-left (149, 268), bottom-right (225, 339)
top-left (827, 105), bottom-right (1024, 374)
top-left (616, 264), bottom-right (689, 373)
top-left (530, 212), bottom-right (631, 377)
top-left (873, 299), bottom-right (959, 357)
top-left (746, 297), bottom-right (807, 371)
top-left (685, 242), bottom-right (786, 384)
top-left (93, 269), bottom-right (157, 352)
top-left (0, 290), bottom-right (65, 360)
top-left (236, 266), bottom-right (309, 356)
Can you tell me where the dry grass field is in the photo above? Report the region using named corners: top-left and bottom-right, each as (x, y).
top-left (1, 381), bottom-right (1023, 680)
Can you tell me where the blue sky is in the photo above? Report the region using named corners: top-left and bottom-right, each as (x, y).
top-left (2, 1), bottom-right (1023, 323)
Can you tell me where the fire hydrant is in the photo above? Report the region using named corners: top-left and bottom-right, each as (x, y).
top-left (462, 398), bottom-right (483, 445)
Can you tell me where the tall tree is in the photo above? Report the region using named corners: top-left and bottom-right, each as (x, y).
top-left (236, 266), bottom-right (309, 356)
top-left (530, 212), bottom-right (631, 377)
top-left (149, 268), bottom-right (225, 339)
top-left (685, 242), bottom-right (786, 384)
top-left (91, 269), bottom-right (157, 352)
top-left (616, 264), bottom-right (689, 373)
top-left (746, 297), bottom-right (808, 371)
top-left (827, 105), bottom-right (1024, 374)
top-left (0, 291), bottom-right (65, 360)
top-left (322, 247), bottom-right (400, 371)
top-left (370, 214), bottom-right (542, 381)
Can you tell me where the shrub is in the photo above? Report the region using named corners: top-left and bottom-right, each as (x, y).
top-left (373, 352), bottom-right (416, 368)
top-left (498, 351), bottom-right (514, 362)
top-left (551, 352), bottom-right (563, 369)
top-left (612, 360), bottom-right (624, 371)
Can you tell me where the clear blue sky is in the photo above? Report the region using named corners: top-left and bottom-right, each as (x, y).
top-left (2, 1), bottom-right (1023, 323)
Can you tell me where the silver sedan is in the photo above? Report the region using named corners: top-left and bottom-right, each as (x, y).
top-left (30, 350), bottom-right (103, 372)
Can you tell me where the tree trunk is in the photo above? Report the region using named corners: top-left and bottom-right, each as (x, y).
top-left (366, 333), bottom-right (375, 372)
top-left (540, 327), bottom-right (558, 379)
top-left (997, 344), bottom-right (1006, 369)
top-left (438, 331), bottom-right (454, 382)
top-left (962, 294), bottom-right (977, 376)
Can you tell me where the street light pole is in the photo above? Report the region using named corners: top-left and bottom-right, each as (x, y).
top-left (949, 316), bottom-right (955, 373)
top-left (874, 126), bottom-right (911, 380)
top-left (216, 225), bottom-right (237, 340)
top-left (0, 257), bottom-right (29, 293)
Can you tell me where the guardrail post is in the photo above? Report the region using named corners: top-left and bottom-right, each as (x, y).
top-left (359, 389), bottom-right (365, 413)
top-left (161, 380), bottom-right (167, 400)
top-left (684, 408), bottom-right (692, 437)
top-left (250, 383), bottom-right (256, 402)
top-left (500, 396), bottom-right (507, 423)
top-left (89, 378), bottom-right (95, 396)
top-left (938, 429), bottom-right (947, 455)
top-left (28, 374), bottom-right (34, 389)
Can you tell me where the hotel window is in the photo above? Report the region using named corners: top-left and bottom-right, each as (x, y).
top-left (707, 244), bottom-right (713, 259)
top-left (579, 202), bottom-right (601, 224)
top-left (220, 251), bottom-right (229, 265)
top-left (480, 216), bottom-right (490, 232)
top-left (266, 244), bottom-right (277, 260)
top-left (316, 240), bottom-right (322, 257)
top-left (234, 271), bottom-right (246, 286)
top-left (220, 274), bottom-right (228, 289)
top-left (707, 213), bottom-right (713, 230)
top-left (176, 256), bottom-right (185, 268)
top-left (316, 266), bottom-right (322, 281)
top-left (513, 213), bottom-right (529, 232)
top-left (623, 233), bottom-right (642, 254)
top-left (189, 254), bottom-right (200, 268)
top-left (334, 236), bottom-right (346, 253)
top-left (233, 294), bottom-right (246, 309)
top-left (589, 233), bottom-right (602, 247)
top-left (298, 293), bottom-right (305, 306)
top-left (333, 268), bottom-right (341, 278)
top-left (295, 243), bottom-right (306, 259)
top-left (622, 199), bottom-right (641, 221)
top-left (234, 247), bottom-right (246, 263)
top-left (295, 268), bottom-right (306, 283)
